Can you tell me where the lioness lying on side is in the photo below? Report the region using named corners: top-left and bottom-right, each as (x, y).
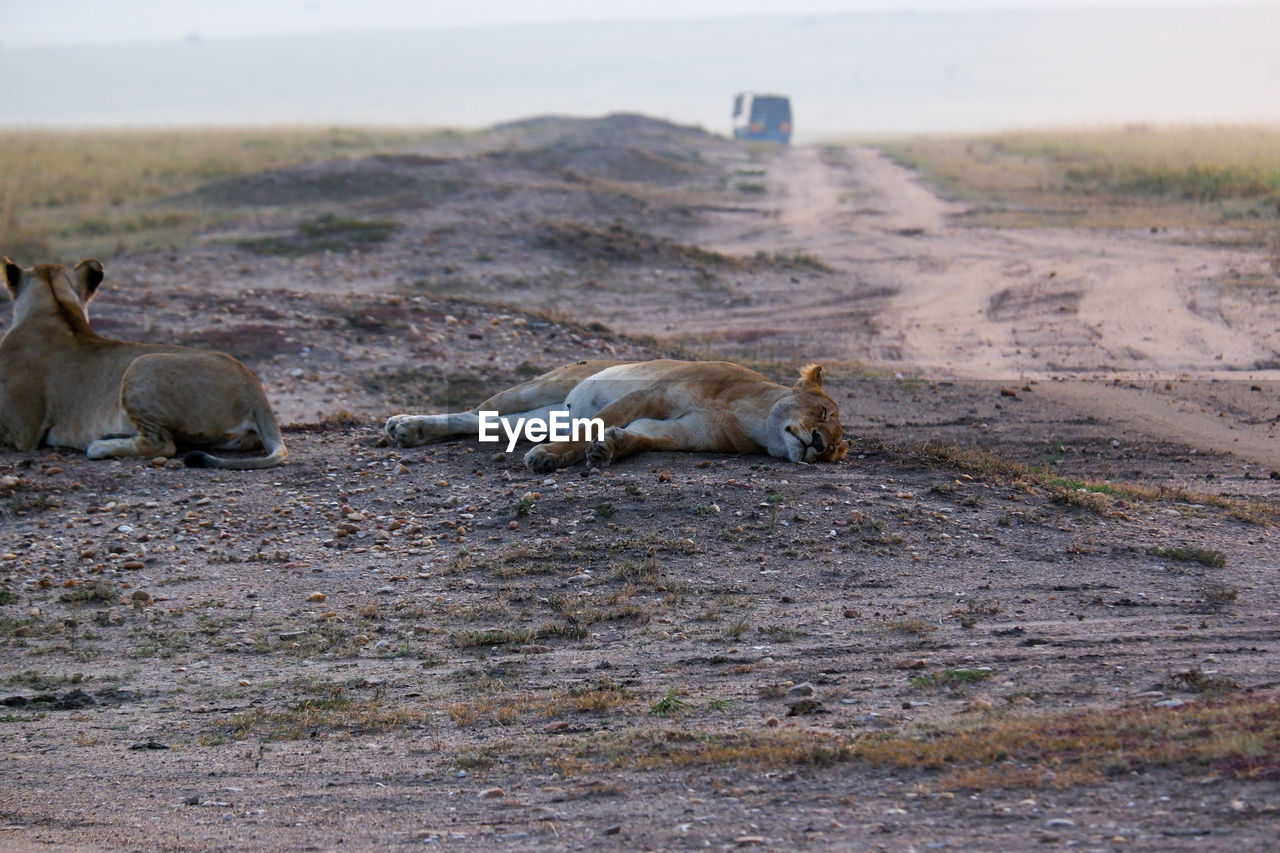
top-left (385, 359), bottom-right (848, 472)
top-left (0, 258), bottom-right (287, 469)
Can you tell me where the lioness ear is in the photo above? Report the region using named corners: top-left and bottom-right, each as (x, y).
top-left (2, 257), bottom-right (22, 298)
top-left (795, 363), bottom-right (824, 391)
top-left (75, 259), bottom-right (105, 296)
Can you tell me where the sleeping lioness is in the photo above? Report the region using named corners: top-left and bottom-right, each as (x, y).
top-left (0, 258), bottom-right (287, 469)
top-left (385, 359), bottom-right (848, 472)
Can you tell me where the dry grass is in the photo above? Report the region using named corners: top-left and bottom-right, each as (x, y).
top-left (871, 125), bottom-right (1280, 236)
top-left (0, 125), bottom-right (452, 259)
top-left (464, 694), bottom-right (1280, 791)
top-left (896, 439), bottom-right (1278, 525)
top-left (445, 680), bottom-right (632, 727)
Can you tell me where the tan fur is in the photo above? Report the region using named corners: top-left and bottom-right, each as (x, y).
top-left (385, 358), bottom-right (847, 472)
top-left (0, 258), bottom-right (287, 469)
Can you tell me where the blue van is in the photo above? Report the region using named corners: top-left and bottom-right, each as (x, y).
top-left (732, 93), bottom-right (793, 144)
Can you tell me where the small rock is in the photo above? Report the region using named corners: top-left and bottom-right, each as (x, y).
top-left (604, 825), bottom-right (622, 836)
top-left (129, 740), bottom-right (170, 750)
top-left (308, 592), bottom-right (327, 603)
top-left (734, 837), bottom-right (766, 847)
top-left (786, 698), bottom-right (826, 716)
top-left (786, 682), bottom-right (815, 698)
top-left (1044, 818), bottom-right (1075, 829)
top-left (478, 786), bottom-right (505, 799)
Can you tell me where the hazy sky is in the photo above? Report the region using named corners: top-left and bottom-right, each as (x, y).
top-left (8, 0), bottom-right (1279, 46)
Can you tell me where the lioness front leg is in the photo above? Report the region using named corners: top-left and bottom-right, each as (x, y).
top-left (385, 413), bottom-right (474, 447)
top-left (586, 421), bottom-right (695, 468)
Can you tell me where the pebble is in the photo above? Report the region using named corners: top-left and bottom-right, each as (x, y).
top-left (1044, 819), bottom-right (1075, 829)
top-left (478, 786), bottom-right (505, 799)
top-left (786, 682), bottom-right (815, 698)
top-left (308, 592), bottom-right (327, 602)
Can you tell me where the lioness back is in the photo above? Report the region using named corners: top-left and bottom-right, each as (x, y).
top-left (0, 258), bottom-right (287, 469)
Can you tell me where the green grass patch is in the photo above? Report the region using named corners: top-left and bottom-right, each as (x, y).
top-left (1149, 545), bottom-right (1228, 568)
top-left (910, 668), bottom-right (996, 688)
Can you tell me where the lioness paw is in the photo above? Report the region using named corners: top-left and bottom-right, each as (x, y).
top-left (524, 445), bottom-right (560, 474)
top-left (385, 414), bottom-right (442, 447)
top-left (585, 438), bottom-right (614, 468)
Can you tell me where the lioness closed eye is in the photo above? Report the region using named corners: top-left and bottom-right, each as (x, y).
top-left (0, 258), bottom-right (287, 469)
top-left (385, 358), bottom-right (848, 472)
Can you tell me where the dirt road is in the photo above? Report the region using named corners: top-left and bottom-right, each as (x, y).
top-left (687, 144), bottom-right (1280, 467)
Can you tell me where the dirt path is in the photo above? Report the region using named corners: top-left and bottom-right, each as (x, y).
top-left (695, 144), bottom-right (1280, 466)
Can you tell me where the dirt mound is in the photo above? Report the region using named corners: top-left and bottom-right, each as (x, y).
top-left (490, 142), bottom-right (707, 185)
top-left (188, 154), bottom-right (482, 207)
top-left (493, 112), bottom-right (713, 147)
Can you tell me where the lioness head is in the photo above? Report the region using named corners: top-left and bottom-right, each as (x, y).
top-left (769, 364), bottom-right (848, 463)
top-left (3, 257), bottom-right (104, 328)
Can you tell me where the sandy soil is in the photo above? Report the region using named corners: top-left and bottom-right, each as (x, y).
top-left (2, 116), bottom-right (1279, 851)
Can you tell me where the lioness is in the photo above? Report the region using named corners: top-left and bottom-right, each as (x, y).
top-left (385, 359), bottom-right (847, 472)
top-left (0, 258), bottom-right (287, 469)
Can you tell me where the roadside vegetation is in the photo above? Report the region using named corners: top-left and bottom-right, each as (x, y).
top-left (460, 693), bottom-right (1280, 791)
top-left (0, 126), bottom-right (454, 260)
top-left (871, 125), bottom-right (1280, 243)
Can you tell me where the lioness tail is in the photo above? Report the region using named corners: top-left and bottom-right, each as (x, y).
top-left (183, 409), bottom-right (288, 470)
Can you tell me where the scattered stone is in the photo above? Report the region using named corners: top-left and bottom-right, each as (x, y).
top-left (786, 682), bottom-right (815, 698)
top-left (478, 786), bottom-right (505, 799)
top-left (786, 698), bottom-right (826, 716)
top-left (308, 592), bottom-right (327, 602)
top-left (129, 740), bottom-right (170, 750)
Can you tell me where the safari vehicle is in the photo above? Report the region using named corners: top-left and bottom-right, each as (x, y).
top-left (732, 92), bottom-right (792, 143)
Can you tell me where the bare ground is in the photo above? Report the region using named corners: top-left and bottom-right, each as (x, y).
top-left (2, 115), bottom-right (1279, 851)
